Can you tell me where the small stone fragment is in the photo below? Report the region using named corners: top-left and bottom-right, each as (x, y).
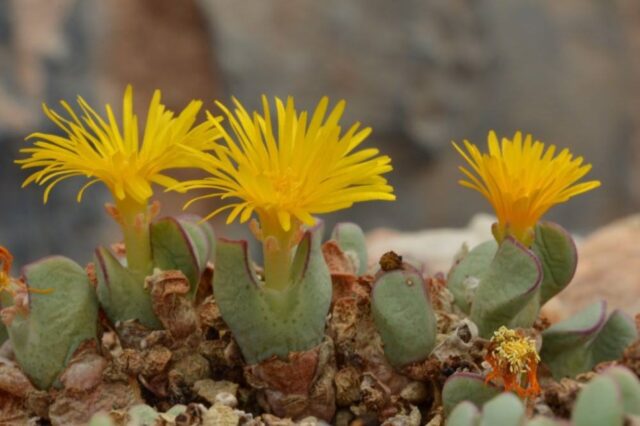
top-left (381, 405), bottom-right (421, 426)
top-left (203, 402), bottom-right (240, 426)
top-left (399, 381), bottom-right (428, 404)
top-left (194, 379), bottom-right (239, 405)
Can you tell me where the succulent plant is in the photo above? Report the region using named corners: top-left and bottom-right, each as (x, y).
top-left (214, 223), bottom-right (331, 363)
top-left (331, 222), bottom-right (369, 275)
top-left (371, 262), bottom-right (437, 368)
top-left (448, 222), bottom-right (577, 339)
top-left (442, 373), bottom-right (501, 417)
top-left (445, 366), bottom-right (640, 426)
top-left (3, 256), bottom-right (98, 389)
top-left (540, 300), bottom-right (638, 379)
top-left (95, 215), bottom-right (215, 329)
top-left (3, 86), bottom-right (632, 426)
top-left (177, 96), bottom-right (394, 364)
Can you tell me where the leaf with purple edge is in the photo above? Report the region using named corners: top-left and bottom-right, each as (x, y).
top-left (94, 246), bottom-right (161, 329)
top-left (447, 240), bottom-right (497, 314)
top-left (470, 237), bottom-right (542, 337)
top-left (371, 264), bottom-right (437, 368)
top-left (150, 216), bottom-right (214, 299)
top-left (541, 301), bottom-right (637, 379)
top-left (213, 224), bottom-right (331, 364)
top-left (531, 222), bottom-right (577, 305)
top-left (6, 256), bottom-right (98, 389)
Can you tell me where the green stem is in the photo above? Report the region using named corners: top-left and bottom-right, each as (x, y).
top-left (260, 212), bottom-right (297, 291)
top-left (115, 197), bottom-right (153, 278)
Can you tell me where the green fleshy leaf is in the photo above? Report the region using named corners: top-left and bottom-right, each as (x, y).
top-left (371, 265), bottom-right (437, 368)
top-left (531, 222), bottom-right (577, 305)
top-left (470, 237), bottom-right (542, 337)
top-left (447, 401), bottom-right (480, 426)
top-left (95, 247), bottom-right (161, 329)
top-left (447, 240), bottom-right (497, 314)
top-left (7, 256), bottom-right (98, 389)
top-left (541, 301), bottom-right (637, 379)
top-left (479, 393), bottom-right (526, 426)
top-left (213, 226), bottom-right (331, 364)
top-left (605, 367), bottom-right (640, 415)
top-left (331, 222), bottom-right (368, 275)
top-left (591, 310), bottom-right (637, 366)
top-left (151, 216), bottom-right (214, 298)
top-left (442, 373), bottom-right (501, 416)
top-left (572, 375), bottom-right (624, 426)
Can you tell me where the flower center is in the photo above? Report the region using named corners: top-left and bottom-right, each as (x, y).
top-left (267, 168), bottom-right (302, 202)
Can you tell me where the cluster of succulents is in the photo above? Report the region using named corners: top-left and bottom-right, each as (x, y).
top-left (0, 87), bottom-right (638, 426)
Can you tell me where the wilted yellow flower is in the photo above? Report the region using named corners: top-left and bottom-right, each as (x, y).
top-left (485, 326), bottom-right (540, 398)
top-left (180, 96), bottom-right (395, 231)
top-left (17, 85), bottom-right (220, 206)
top-left (454, 131), bottom-right (600, 246)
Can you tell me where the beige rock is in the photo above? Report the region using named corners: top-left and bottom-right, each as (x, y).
top-left (193, 379), bottom-right (239, 406)
top-left (203, 403), bottom-right (240, 426)
top-left (366, 214), bottom-right (494, 274)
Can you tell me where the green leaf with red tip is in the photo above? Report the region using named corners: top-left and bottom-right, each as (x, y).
top-left (371, 265), bottom-right (437, 368)
top-left (95, 246), bottom-right (161, 329)
top-left (7, 256), bottom-right (98, 389)
top-left (470, 237), bottom-right (542, 337)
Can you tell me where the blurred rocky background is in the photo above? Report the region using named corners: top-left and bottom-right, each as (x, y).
top-left (2, 0), bottom-right (640, 272)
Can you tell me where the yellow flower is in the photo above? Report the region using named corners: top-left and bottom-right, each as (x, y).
top-left (453, 131), bottom-right (600, 246)
top-left (179, 96), bottom-right (395, 231)
top-left (17, 85), bottom-right (221, 206)
top-left (178, 96), bottom-right (395, 291)
top-left (485, 326), bottom-right (540, 398)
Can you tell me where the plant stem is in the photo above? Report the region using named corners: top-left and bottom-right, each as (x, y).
top-left (260, 213), bottom-right (297, 291)
top-left (115, 197), bottom-right (153, 278)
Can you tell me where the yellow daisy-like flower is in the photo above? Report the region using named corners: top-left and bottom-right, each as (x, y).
top-left (180, 96), bottom-right (395, 231)
top-left (453, 131), bottom-right (600, 246)
top-left (178, 96), bottom-right (394, 290)
top-left (17, 85), bottom-right (221, 206)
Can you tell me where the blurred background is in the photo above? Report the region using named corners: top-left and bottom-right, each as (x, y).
top-left (1, 0), bottom-right (640, 267)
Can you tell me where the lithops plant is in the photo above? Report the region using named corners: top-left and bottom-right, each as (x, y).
top-left (17, 86), bottom-right (220, 328)
top-left (177, 96), bottom-right (395, 420)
